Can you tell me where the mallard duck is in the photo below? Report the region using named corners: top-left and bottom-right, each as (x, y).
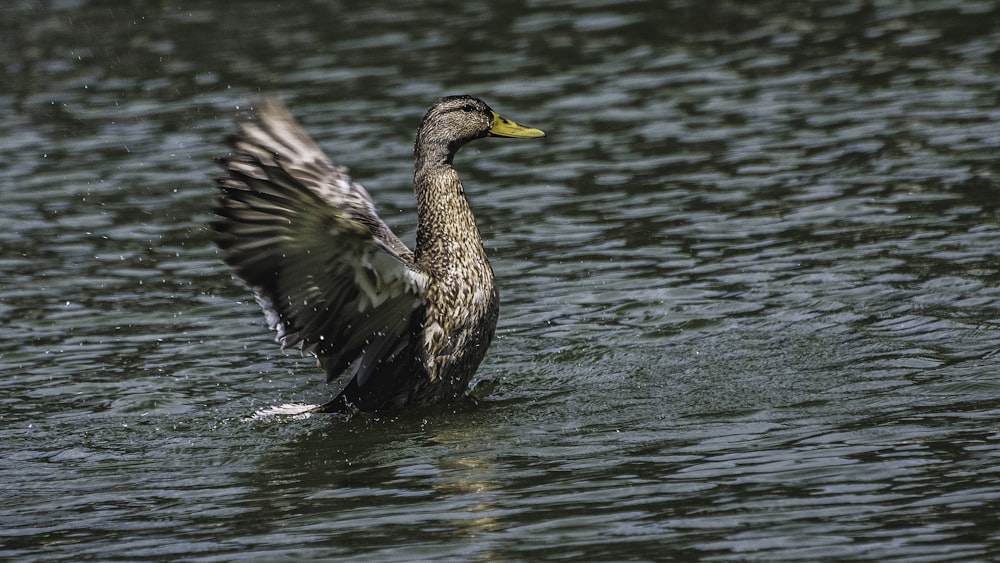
top-left (213, 95), bottom-right (545, 412)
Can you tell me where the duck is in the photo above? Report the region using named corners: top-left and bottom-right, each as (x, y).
top-left (213, 95), bottom-right (545, 413)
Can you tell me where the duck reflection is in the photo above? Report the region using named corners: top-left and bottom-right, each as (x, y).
top-left (246, 398), bottom-right (515, 558)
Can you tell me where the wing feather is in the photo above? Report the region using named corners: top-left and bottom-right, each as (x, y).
top-left (214, 96), bottom-right (429, 395)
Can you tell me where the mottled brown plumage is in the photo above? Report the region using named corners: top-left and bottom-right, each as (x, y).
top-left (213, 95), bottom-right (544, 412)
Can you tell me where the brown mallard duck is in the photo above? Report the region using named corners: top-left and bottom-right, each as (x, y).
top-left (213, 96), bottom-right (545, 412)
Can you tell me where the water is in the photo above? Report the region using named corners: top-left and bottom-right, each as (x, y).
top-left (3, 0), bottom-right (1000, 560)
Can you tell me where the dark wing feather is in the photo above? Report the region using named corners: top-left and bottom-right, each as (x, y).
top-left (214, 96), bottom-right (429, 392)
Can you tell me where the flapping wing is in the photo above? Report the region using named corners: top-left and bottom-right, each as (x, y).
top-left (213, 96), bottom-right (429, 387)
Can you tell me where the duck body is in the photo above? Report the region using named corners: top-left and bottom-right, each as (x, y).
top-left (213, 95), bottom-right (544, 412)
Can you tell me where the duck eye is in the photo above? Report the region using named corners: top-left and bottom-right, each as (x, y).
top-left (461, 104), bottom-right (476, 113)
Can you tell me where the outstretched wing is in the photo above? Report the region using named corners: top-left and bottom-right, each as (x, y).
top-left (213, 96), bottom-right (429, 389)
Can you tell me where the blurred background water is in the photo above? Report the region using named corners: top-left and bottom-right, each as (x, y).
top-left (2, 0), bottom-right (1000, 560)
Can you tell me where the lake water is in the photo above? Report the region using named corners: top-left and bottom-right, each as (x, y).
top-left (2, 0), bottom-right (1000, 560)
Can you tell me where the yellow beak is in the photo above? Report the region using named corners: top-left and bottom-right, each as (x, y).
top-left (489, 111), bottom-right (546, 139)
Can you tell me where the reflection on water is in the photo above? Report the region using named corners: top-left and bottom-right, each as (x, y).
top-left (424, 430), bottom-right (507, 542)
top-left (2, 0), bottom-right (1000, 560)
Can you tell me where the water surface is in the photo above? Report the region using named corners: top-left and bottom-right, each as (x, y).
top-left (2, 0), bottom-right (1000, 560)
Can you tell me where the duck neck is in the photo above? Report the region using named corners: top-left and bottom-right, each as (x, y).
top-left (413, 164), bottom-right (488, 270)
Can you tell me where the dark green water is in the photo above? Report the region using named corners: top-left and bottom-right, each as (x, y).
top-left (2, 0), bottom-right (1000, 560)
